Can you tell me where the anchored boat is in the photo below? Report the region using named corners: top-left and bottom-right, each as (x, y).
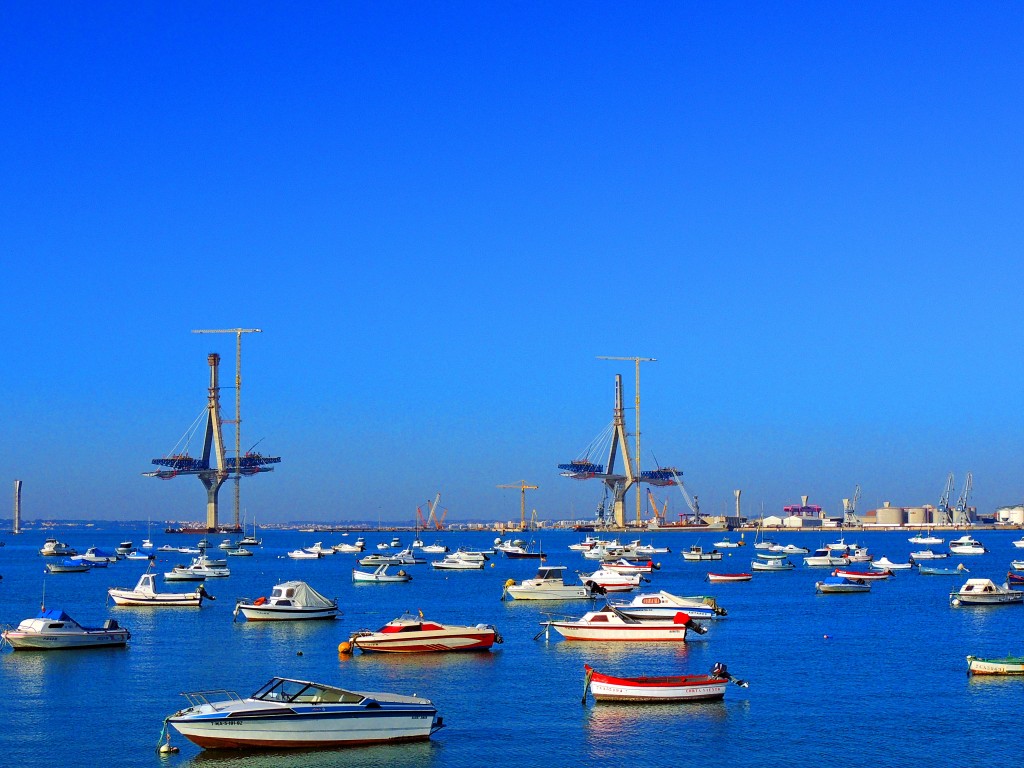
top-left (583, 662), bottom-right (747, 702)
top-left (1, 609), bottom-right (129, 650)
top-left (966, 655), bottom-right (1024, 675)
top-left (343, 613), bottom-right (501, 653)
top-left (166, 676), bottom-right (444, 750)
top-left (542, 605), bottom-right (707, 642)
top-left (234, 581), bottom-right (340, 621)
top-left (109, 568), bottom-right (211, 607)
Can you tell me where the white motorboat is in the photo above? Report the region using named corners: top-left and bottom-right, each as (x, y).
top-left (115, 541), bottom-right (133, 555)
top-left (431, 552), bottom-right (485, 570)
top-left (73, 547), bottom-right (119, 564)
top-left (606, 591), bottom-right (727, 620)
top-left (751, 557), bottom-right (795, 571)
top-left (1, 608), bottom-right (129, 650)
top-left (218, 539), bottom-right (238, 550)
top-left (234, 581), bottom-right (340, 621)
top-left (421, 542), bottom-right (449, 554)
top-left (949, 535), bottom-right (987, 555)
top-left (768, 544), bottom-right (810, 554)
top-left (909, 549), bottom-right (948, 560)
top-left (870, 556), bottom-right (912, 570)
top-left (164, 565), bottom-right (207, 582)
top-left (158, 544), bottom-right (177, 552)
top-left (827, 538), bottom-right (858, 552)
top-left (502, 566), bottom-right (592, 601)
top-left (543, 605), bottom-right (707, 642)
top-left (602, 558), bottom-right (659, 574)
top-left (632, 542), bottom-right (671, 555)
top-left (950, 578), bottom-right (1024, 606)
top-left (187, 554), bottom-right (230, 576)
top-left (815, 576), bottom-right (871, 594)
top-left (46, 559), bottom-right (91, 573)
top-left (227, 547), bottom-right (254, 556)
top-left (124, 550), bottom-right (154, 561)
top-left (343, 613), bottom-right (501, 653)
top-left (166, 676), bottom-right (443, 749)
top-left (1012, 560), bottom-right (1024, 571)
top-left (568, 536), bottom-right (600, 551)
top-left (682, 545), bottom-right (722, 561)
top-left (333, 541), bottom-right (365, 553)
top-left (803, 548), bottom-right (850, 567)
top-left (713, 537), bottom-right (744, 549)
top-left (908, 531), bottom-right (944, 545)
top-left (352, 563), bottom-right (412, 583)
top-left (38, 538), bottom-right (76, 557)
top-left (579, 568), bottom-right (647, 593)
top-left (108, 569), bottom-right (210, 607)
top-left (141, 539), bottom-right (154, 549)
top-left (288, 549), bottom-right (321, 560)
top-left (303, 542), bottom-right (335, 556)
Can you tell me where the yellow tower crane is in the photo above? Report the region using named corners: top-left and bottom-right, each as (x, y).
top-left (497, 481), bottom-right (539, 531)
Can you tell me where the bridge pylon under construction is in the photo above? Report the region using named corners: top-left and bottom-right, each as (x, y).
top-left (144, 352), bottom-right (280, 531)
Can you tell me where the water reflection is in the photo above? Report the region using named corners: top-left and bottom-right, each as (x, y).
top-left (183, 739), bottom-right (437, 768)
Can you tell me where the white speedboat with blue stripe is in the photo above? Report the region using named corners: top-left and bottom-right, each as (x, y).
top-left (166, 677), bottom-right (443, 750)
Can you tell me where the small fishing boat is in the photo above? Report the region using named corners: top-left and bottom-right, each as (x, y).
top-left (502, 565), bottom-right (593, 601)
top-left (46, 559), bottom-right (91, 574)
top-left (342, 613), bottom-right (501, 653)
top-left (682, 545), bottom-right (722, 562)
top-left (108, 569), bottom-right (211, 607)
top-left (124, 550), bottom-right (155, 561)
top-left (541, 605), bottom-right (707, 642)
top-left (1, 609), bottom-right (129, 650)
top-left (288, 548), bottom-right (321, 560)
top-left (421, 542), bottom-right (449, 554)
top-left (707, 573), bottom-right (752, 583)
top-left (919, 564), bottom-right (968, 576)
top-left (949, 535), bottom-right (987, 555)
top-left (833, 568), bottom-right (893, 581)
top-left (815, 576), bottom-right (871, 593)
top-left (502, 541), bottom-right (546, 560)
top-left (966, 655), bottom-right (1024, 675)
top-left (751, 558), bottom-right (794, 571)
top-left (870, 557), bottom-right (912, 570)
top-left (950, 578), bottom-right (1024, 606)
top-left (583, 662), bottom-right (747, 702)
top-left (607, 591), bottom-right (727, 620)
top-left (227, 546), bottom-right (253, 556)
top-left (166, 676), bottom-right (444, 749)
top-left (303, 542), bottom-right (335, 556)
top-left (234, 581), bottom-right (340, 621)
top-left (351, 563), bottom-right (412, 583)
top-left (579, 567), bottom-right (647, 593)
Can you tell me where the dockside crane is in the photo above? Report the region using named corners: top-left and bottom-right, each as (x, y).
top-left (498, 481), bottom-right (538, 531)
top-left (843, 485), bottom-right (862, 526)
top-left (646, 488), bottom-right (668, 526)
top-left (416, 493), bottom-right (447, 530)
top-left (954, 472), bottom-right (974, 527)
top-left (937, 473), bottom-right (955, 526)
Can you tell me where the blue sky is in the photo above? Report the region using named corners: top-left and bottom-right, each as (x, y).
top-left (2, 3), bottom-right (1023, 523)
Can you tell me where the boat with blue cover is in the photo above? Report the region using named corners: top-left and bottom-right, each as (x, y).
top-left (1, 609), bottom-right (129, 650)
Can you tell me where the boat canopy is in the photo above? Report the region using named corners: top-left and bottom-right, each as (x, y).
top-left (251, 677), bottom-right (367, 705)
top-left (270, 581), bottom-right (335, 608)
top-left (38, 609), bottom-right (73, 621)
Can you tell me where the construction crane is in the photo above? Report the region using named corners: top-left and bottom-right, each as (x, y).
top-left (191, 328), bottom-right (262, 531)
top-left (416, 493), bottom-right (447, 530)
top-left (954, 472), bottom-right (974, 527)
top-left (646, 488), bottom-right (668, 526)
top-left (498, 481), bottom-right (538, 531)
top-left (843, 485), bottom-right (862, 526)
top-left (669, 469), bottom-right (700, 523)
top-left (937, 473), bottom-right (955, 526)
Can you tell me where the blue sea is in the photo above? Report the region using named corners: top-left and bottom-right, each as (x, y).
top-left (2, 527), bottom-right (1023, 768)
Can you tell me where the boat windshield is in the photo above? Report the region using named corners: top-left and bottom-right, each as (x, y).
top-left (251, 678), bottom-right (365, 705)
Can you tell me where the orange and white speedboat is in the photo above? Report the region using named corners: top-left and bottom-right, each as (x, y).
top-left (344, 613), bottom-right (502, 653)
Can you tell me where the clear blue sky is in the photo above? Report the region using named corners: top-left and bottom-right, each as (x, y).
top-left (3, 3), bottom-right (1023, 523)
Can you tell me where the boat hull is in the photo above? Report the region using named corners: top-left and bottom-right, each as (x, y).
top-left (506, 585), bottom-right (590, 600)
top-left (237, 606), bottom-right (339, 621)
top-left (550, 621), bottom-right (689, 642)
top-left (2, 629), bottom-right (129, 650)
top-left (586, 667), bottom-right (726, 701)
top-left (170, 707), bottom-right (438, 750)
top-left (967, 655), bottom-right (1024, 675)
top-left (353, 630), bottom-right (496, 653)
top-left (108, 590), bottom-right (201, 607)
top-left (707, 573), bottom-right (751, 583)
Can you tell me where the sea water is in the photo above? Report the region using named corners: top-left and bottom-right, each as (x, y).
top-left (1, 527), bottom-right (1022, 767)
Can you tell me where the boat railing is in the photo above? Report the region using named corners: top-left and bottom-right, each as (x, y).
top-left (180, 689), bottom-right (245, 710)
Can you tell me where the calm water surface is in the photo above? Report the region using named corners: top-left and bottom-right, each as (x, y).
top-left (2, 528), bottom-right (1023, 767)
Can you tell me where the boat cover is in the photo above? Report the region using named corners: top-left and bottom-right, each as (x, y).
top-left (271, 581), bottom-right (334, 608)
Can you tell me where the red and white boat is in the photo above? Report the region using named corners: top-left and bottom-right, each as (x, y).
top-left (344, 613), bottom-right (502, 653)
top-left (583, 662), bottom-right (747, 702)
top-left (707, 573), bottom-right (752, 583)
top-left (579, 568), bottom-right (647, 593)
top-left (832, 568), bottom-right (893, 581)
top-left (601, 558), bottom-right (659, 574)
top-left (543, 606), bottom-right (706, 642)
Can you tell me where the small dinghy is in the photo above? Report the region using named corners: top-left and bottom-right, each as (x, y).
top-left (583, 662), bottom-right (748, 703)
top-left (351, 563), bottom-right (412, 583)
top-left (706, 573), bottom-right (752, 583)
top-left (815, 576), bottom-right (871, 593)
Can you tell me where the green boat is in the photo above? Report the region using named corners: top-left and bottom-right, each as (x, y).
top-left (967, 655), bottom-right (1024, 675)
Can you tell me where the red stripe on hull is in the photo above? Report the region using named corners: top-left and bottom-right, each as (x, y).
top-left (184, 733), bottom-right (431, 749)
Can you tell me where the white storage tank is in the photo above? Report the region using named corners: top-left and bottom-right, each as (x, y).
top-left (997, 506), bottom-right (1024, 525)
top-left (906, 507), bottom-right (929, 526)
top-left (875, 504), bottom-right (905, 526)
